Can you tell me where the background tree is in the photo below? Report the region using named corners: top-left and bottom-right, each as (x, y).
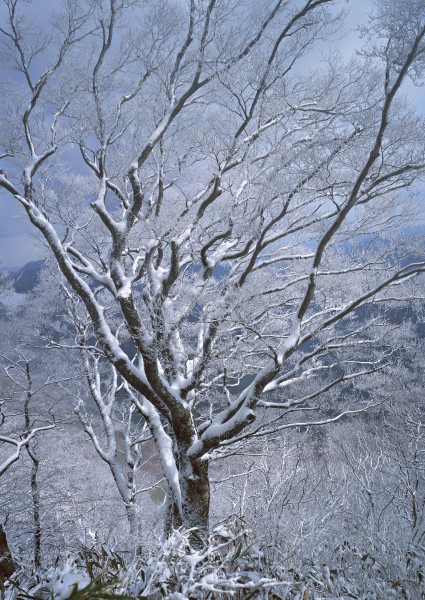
top-left (0, 0), bottom-right (425, 539)
top-left (0, 266), bottom-right (57, 569)
top-left (0, 267), bottom-right (146, 568)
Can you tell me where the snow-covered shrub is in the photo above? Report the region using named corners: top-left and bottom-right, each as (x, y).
top-left (270, 540), bottom-right (425, 600)
top-left (136, 515), bottom-right (279, 598)
top-left (2, 517), bottom-right (281, 599)
top-left (3, 547), bottom-right (130, 600)
top-left (4, 519), bottom-right (424, 599)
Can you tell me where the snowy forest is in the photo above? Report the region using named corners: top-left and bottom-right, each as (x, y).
top-left (0, 0), bottom-right (425, 598)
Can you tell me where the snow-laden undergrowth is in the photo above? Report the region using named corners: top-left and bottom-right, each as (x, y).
top-left (2, 516), bottom-right (424, 599)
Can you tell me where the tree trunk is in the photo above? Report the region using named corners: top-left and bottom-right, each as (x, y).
top-left (0, 524), bottom-right (15, 582)
top-left (125, 502), bottom-right (141, 556)
top-left (24, 368), bottom-right (42, 568)
top-left (28, 449), bottom-right (41, 568)
top-left (179, 454), bottom-right (210, 538)
top-left (164, 495), bottom-right (183, 537)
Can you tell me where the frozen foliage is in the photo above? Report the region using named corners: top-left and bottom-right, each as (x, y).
top-left (2, 518), bottom-right (279, 599)
top-left (2, 516), bottom-right (424, 599)
top-left (137, 517), bottom-right (278, 598)
top-left (49, 559), bottom-right (91, 600)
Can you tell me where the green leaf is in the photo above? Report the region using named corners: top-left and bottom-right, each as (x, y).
top-left (231, 542), bottom-right (243, 564)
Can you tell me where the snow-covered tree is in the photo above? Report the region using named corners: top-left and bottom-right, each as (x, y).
top-left (0, 267), bottom-right (58, 483)
top-left (0, 267), bottom-right (58, 568)
top-left (1, 0), bottom-right (425, 537)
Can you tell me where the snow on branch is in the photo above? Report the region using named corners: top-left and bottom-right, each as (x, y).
top-left (0, 424), bottom-right (55, 477)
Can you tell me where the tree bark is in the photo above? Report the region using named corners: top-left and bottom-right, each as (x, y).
top-left (163, 450), bottom-right (210, 543)
top-left (0, 524), bottom-right (15, 581)
top-left (164, 496), bottom-right (183, 537)
top-left (125, 502), bottom-right (142, 556)
top-left (30, 454), bottom-right (41, 569)
top-left (179, 454), bottom-right (210, 537)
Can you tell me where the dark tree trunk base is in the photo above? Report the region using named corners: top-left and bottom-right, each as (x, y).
top-left (0, 524), bottom-right (15, 583)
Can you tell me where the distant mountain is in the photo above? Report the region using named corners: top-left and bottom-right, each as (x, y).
top-left (10, 260), bottom-right (45, 293)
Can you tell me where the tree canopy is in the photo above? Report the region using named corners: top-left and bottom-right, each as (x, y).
top-left (0, 0), bottom-right (425, 535)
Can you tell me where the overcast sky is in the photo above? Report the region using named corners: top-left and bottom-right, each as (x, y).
top-left (0, 0), bottom-right (422, 267)
top-left (0, 201), bottom-right (43, 268)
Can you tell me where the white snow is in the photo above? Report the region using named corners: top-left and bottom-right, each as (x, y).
top-left (277, 317), bottom-right (301, 364)
top-left (0, 291), bottom-right (26, 308)
top-left (116, 278), bottom-right (132, 299)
